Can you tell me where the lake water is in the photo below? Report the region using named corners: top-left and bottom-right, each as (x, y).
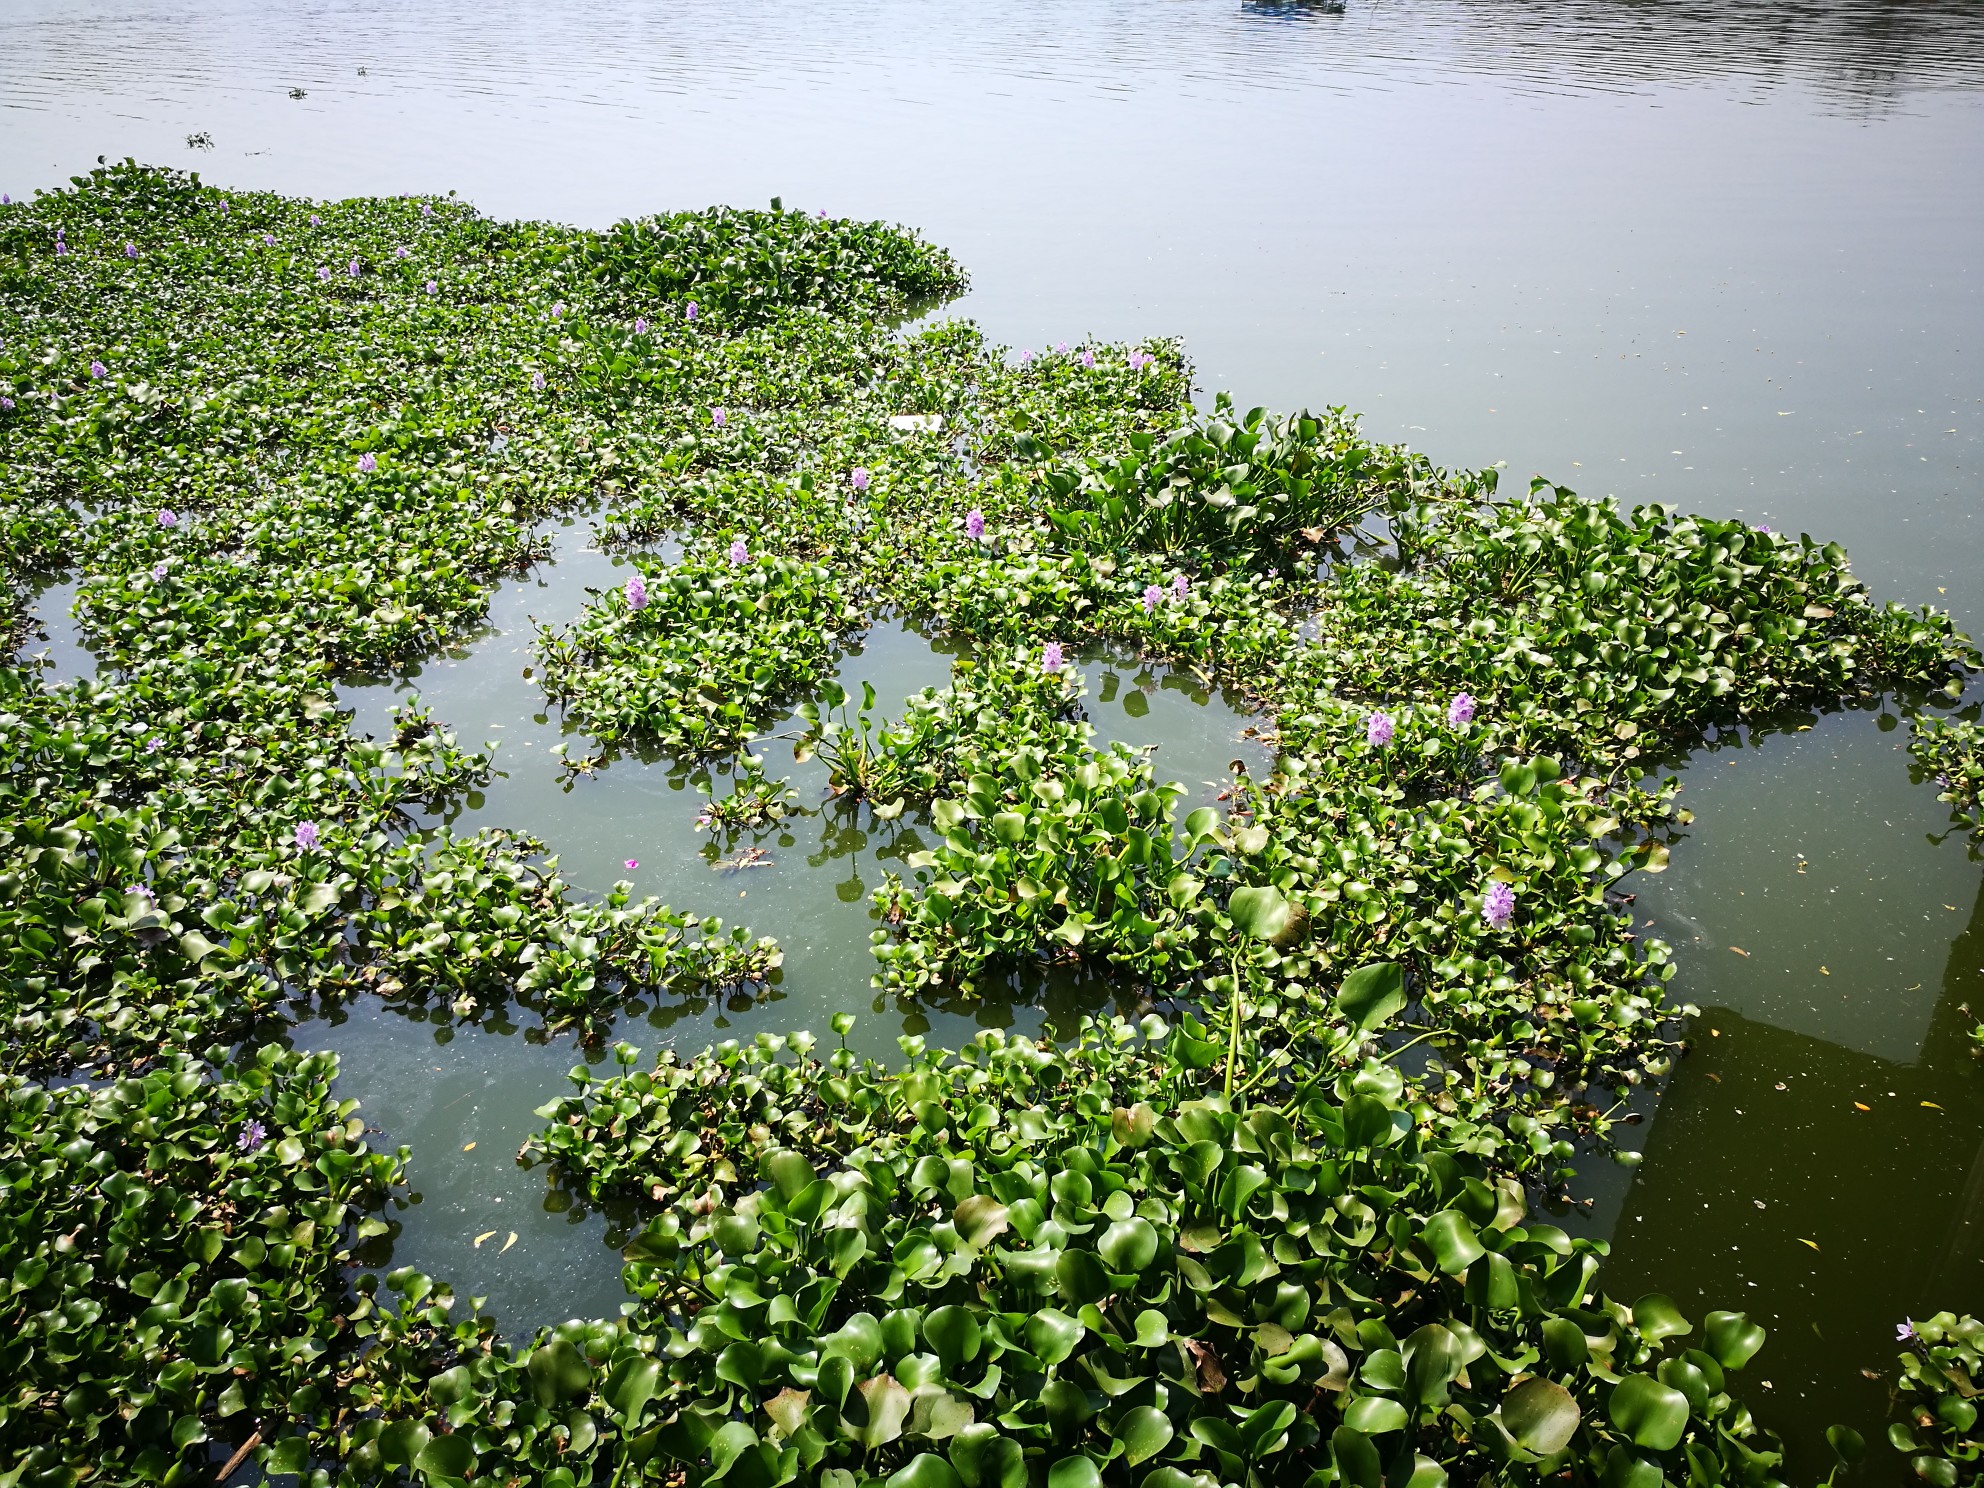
top-left (6, 0), bottom-right (1984, 1468)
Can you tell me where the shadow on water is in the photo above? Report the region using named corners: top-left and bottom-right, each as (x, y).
top-left (1571, 698), bottom-right (1984, 1477)
top-left (299, 508), bottom-right (1269, 1335)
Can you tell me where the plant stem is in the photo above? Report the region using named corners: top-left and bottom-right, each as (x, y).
top-left (1224, 944), bottom-right (1243, 1099)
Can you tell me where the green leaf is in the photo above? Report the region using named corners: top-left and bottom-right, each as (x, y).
top-left (924, 1306), bottom-right (983, 1372)
top-left (527, 1337), bottom-right (593, 1406)
top-left (1631, 1293), bottom-right (1692, 1344)
top-left (768, 1150), bottom-right (817, 1202)
top-left (1331, 1427), bottom-right (1384, 1488)
top-left (1502, 1377), bottom-right (1580, 1455)
top-left (1047, 1457), bottom-right (1103, 1488)
top-left (1607, 1375), bottom-right (1690, 1452)
top-left (1420, 1211), bottom-right (1486, 1275)
top-left (1344, 1397), bottom-right (1408, 1435)
top-left (1227, 884), bottom-right (1290, 941)
top-left (707, 1421), bottom-right (760, 1481)
top-left (1703, 1311), bottom-right (1766, 1369)
top-left (1336, 962), bottom-right (1405, 1033)
top-left (414, 1434), bottom-right (477, 1481)
top-left (1119, 1405), bottom-right (1175, 1466)
top-left (1026, 1308), bottom-right (1084, 1366)
top-left (953, 1194), bottom-right (1011, 1249)
top-left (1098, 1218), bottom-right (1158, 1273)
top-left (888, 1454), bottom-right (963, 1488)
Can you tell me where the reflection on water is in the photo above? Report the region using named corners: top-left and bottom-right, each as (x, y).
top-left (1598, 704), bottom-right (1984, 1476)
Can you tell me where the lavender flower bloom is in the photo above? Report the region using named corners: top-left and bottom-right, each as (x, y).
top-left (1, 397), bottom-right (13, 411)
top-left (89, 361), bottom-right (106, 379)
top-left (295, 821), bottom-right (320, 849)
top-left (219, 202), bottom-right (228, 214)
top-left (395, 245), bottom-right (409, 258)
top-left (551, 301), bottom-right (565, 318)
top-left (966, 509), bottom-right (985, 541)
top-left (145, 737), bottom-right (162, 753)
top-left (263, 233), bottom-right (276, 247)
top-left (310, 213), bottom-right (322, 225)
top-left (1142, 583), bottom-right (1164, 612)
top-left (54, 240), bottom-right (68, 257)
top-left (633, 317), bottom-right (648, 334)
top-left (850, 467), bottom-right (870, 491)
top-left (1898, 1320), bottom-right (1917, 1342)
top-left (531, 370), bottom-right (546, 392)
top-left (1447, 692), bottom-right (1476, 727)
top-left (238, 1120), bottom-right (267, 1152)
top-left (152, 562), bottom-right (168, 582)
top-left (1056, 341), bottom-right (1068, 354)
top-left (728, 538), bottom-right (749, 565)
top-left (1173, 574), bottom-right (1189, 597)
top-left (1042, 641), bottom-right (1064, 673)
top-left (818, 209), bottom-right (828, 219)
top-left (712, 408), bottom-right (726, 428)
top-left (157, 509), bottom-right (178, 528)
top-left (1, 195), bottom-right (9, 205)
top-left (347, 258), bottom-right (361, 277)
top-left (686, 301), bottom-right (698, 321)
top-left (357, 452), bottom-right (376, 473)
top-left (126, 883), bottom-right (154, 902)
top-left (1366, 711), bottom-right (1394, 747)
top-left (625, 858), bottom-right (639, 870)
top-left (317, 266), bottom-right (330, 282)
top-left (125, 242), bottom-right (138, 259)
top-left (1080, 349), bottom-right (1095, 369)
top-left (425, 280), bottom-right (437, 295)
top-left (1483, 880), bottom-right (1516, 930)
top-left (1019, 348), bottom-right (1033, 363)
top-left (422, 202), bottom-right (434, 216)
top-left (625, 575), bottom-right (648, 610)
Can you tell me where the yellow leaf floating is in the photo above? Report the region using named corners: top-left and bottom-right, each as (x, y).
top-left (1730, 947), bottom-right (1750, 957)
top-left (1798, 1239), bottom-right (1820, 1252)
top-left (462, 1142), bottom-right (476, 1152)
top-left (473, 1230), bottom-right (497, 1248)
top-left (500, 1231), bottom-right (518, 1255)
top-left (1853, 1102), bottom-right (1871, 1112)
top-left (1923, 1101), bottom-right (1944, 1110)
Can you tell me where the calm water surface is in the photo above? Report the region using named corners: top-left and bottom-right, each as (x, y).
top-left (7, 0), bottom-right (1984, 1468)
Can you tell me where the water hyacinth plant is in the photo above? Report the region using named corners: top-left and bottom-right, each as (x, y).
top-left (0, 160), bottom-right (1974, 1487)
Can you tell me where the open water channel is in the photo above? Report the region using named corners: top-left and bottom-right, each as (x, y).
top-left (6, 0), bottom-right (1984, 1470)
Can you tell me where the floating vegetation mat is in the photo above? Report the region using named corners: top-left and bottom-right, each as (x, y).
top-left (3, 161), bottom-right (1981, 1488)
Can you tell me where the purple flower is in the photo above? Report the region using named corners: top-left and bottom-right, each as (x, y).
top-left (1483, 880), bottom-right (1516, 931)
top-left (1366, 711), bottom-right (1394, 747)
top-left (395, 245), bottom-right (408, 258)
top-left (310, 213), bottom-right (322, 225)
top-left (966, 509), bottom-right (985, 541)
top-left (1447, 693), bottom-right (1475, 727)
top-left (1173, 574), bottom-right (1189, 598)
top-left (1128, 349), bottom-right (1149, 371)
top-left (294, 821), bottom-right (319, 849)
top-left (1142, 583), bottom-right (1163, 612)
top-left (317, 266), bottom-right (330, 282)
top-left (219, 202), bottom-right (228, 214)
top-left (237, 1120), bottom-right (267, 1152)
top-left (425, 280), bottom-right (437, 295)
top-left (157, 509), bottom-right (178, 528)
top-left (626, 575), bottom-right (648, 610)
top-left (686, 301), bottom-right (698, 321)
top-left (1, 397), bottom-right (13, 411)
top-left (126, 882), bottom-right (154, 902)
top-left (421, 202), bottom-right (433, 216)
top-left (711, 408), bottom-right (726, 428)
top-left (531, 370), bottom-right (546, 392)
top-left (263, 233), bottom-right (276, 247)
top-left (1042, 641), bottom-right (1064, 673)
top-left (89, 361), bottom-right (106, 379)
top-left (347, 258), bottom-right (361, 277)
top-left (1019, 348), bottom-right (1033, 363)
top-left (54, 241), bottom-right (68, 257)
top-left (633, 317), bottom-right (648, 334)
top-left (1898, 1320), bottom-right (1917, 1343)
top-left (625, 858), bottom-right (639, 870)
top-left (145, 737), bottom-right (162, 753)
top-left (1757, 523), bottom-right (1772, 534)
top-left (1080, 349), bottom-right (1095, 369)
top-left (125, 242), bottom-right (138, 259)
top-left (551, 301), bottom-right (565, 318)
top-left (152, 562), bottom-right (168, 582)
top-left (850, 466), bottom-right (870, 491)
top-left (356, 452), bottom-right (376, 473)
top-left (818, 209), bottom-right (828, 219)
top-left (1, 195), bottom-right (9, 205)
top-left (728, 538), bottom-right (749, 566)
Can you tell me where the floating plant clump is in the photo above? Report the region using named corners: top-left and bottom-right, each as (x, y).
top-left (0, 160), bottom-right (1977, 1486)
